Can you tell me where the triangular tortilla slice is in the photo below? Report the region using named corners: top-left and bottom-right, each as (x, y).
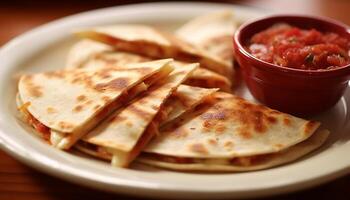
top-left (65, 40), bottom-right (232, 91)
top-left (66, 39), bottom-right (149, 69)
top-left (75, 25), bottom-right (233, 78)
top-left (161, 85), bottom-right (218, 126)
top-left (176, 10), bottom-right (236, 67)
top-left (138, 92), bottom-right (326, 171)
top-left (66, 39), bottom-right (113, 69)
top-left (137, 129), bottom-right (329, 171)
top-left (76, 63), bottom-right (198, 167)
top-left (17, 59), bottom-right (174, 149)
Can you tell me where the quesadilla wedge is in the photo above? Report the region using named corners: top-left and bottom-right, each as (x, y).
top-left (76, 63), bottom-right (198, 167)
top-left (17, 59), bottom-right (174, 149)
top-left (161, 85), bottom-right (218, 126)
top-left (66, 39), bottom-right (113, 69)
top-left (176, 10), bottom-right (236, 70)
top-left (138, 129), bottom-right (329, 171)
top-left (74, 25), bottom-right (233, 78)
top-left (66, 39), bottom-right (148, 69)
top-left (65, 40), bottom-right (232, 91)
top-left (138, 92), bottom-right (327, 171)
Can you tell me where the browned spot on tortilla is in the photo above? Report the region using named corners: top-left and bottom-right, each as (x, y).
top-left (70, 73), bottom-right (94, 88)
top-left (190, 127), bottom-right (196, 130)
top-left (73, 105), bottom-right (83, 112)
top-left (274, 143), bottom-right (284, 148)
top-left (189, 143), bottom-right (208, 154)
top-left (46, 107), bottom-right (56, 114)
top-left (27, 85), bottom-right (42, 98)
top-left (126, 121), bottom-right (133, 128)
top-left (95, 77), bottom-right (129, 91)
top-left (207, 138), bottom-right (217, 145)
top-left (224, 140), bottom-right (234, 149)
top-left (84, 100), bottom-right (93, 106)
top-left (151, 105), bottom-right (159, 111)
top-left (215, 124), bottom-right (226, 133)
top-left (44, 71), bottom-right (65, 79)
top-left (202, 120), bottom-right (214, 129)
top-left (128, 104), bottom-right (152, 120)
top-left (283, 118), bottom-right (291, 126)
top-left (239, 129), bottom-right (252, 139)
top-left (58, 121), bottom-right (74, 130)
top-left (76, 95), bottom-right (87, 102)
top-left (304, 121), bottom-right (319, 136)
top-left (252, 111), bottom-right (267, 133)
top-left (231, 98), bottom-right (273, 134)
top-left (267, 116), bottom-right (277, 124)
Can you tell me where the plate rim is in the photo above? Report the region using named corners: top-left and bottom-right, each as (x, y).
top-left (0, 2), bottom-right (350, 199)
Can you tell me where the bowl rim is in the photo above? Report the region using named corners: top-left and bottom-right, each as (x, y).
top-left (234, 14), bottom-right (350, 77)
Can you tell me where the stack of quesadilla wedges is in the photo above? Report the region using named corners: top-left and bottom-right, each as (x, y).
top-left (17, 59), bottom-right (174, 149)
top-left (16, 11), bottom-right (329, 171)
top-left (69, 11), bottom-right (236, 92)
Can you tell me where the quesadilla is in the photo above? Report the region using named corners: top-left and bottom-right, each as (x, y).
top-left (65, 39), bottom-right (232, 91)
top-left (66, 39), bottom-right (113, 69)
top-left (138, 129), bottom-right (329, 171)
top-left (161, 85), bottom-right (218, 126)
top-left (75, 25), bottom-right (233, 78)
top-left (17, 59), bottom-right (174, 149)
top-left (76, 63), bottom-right (198, 167)
top-left (176, 10), bottom-right (236, 70)
top-left (137, 92), bottom-right (328, 171)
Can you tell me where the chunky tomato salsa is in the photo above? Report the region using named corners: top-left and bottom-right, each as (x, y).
top-left (246, 23), bottom-right (350, 70)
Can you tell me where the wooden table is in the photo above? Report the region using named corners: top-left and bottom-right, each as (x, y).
top-left (1, 1), bottom-right (349, 199)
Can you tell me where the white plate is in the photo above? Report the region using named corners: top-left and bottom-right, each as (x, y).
top-left (0, 2), bottom-right (350, 199)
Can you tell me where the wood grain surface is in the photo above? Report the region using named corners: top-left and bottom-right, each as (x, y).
top-left (1, 1), bottom-right (349, 199)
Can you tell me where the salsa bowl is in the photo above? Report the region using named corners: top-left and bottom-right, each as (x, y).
top-left (233, 15), bottom-right (350, 115)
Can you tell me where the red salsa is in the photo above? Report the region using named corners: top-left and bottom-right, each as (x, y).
top-left (246, 23), bottom-right (350, 70)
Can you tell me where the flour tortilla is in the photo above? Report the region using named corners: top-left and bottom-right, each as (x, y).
top-left (78, 63), bottom-right (198, 167)
top-left (176, 10), bottom-right (236, 69)
top-left (65, 39), bottom-right (232, 91)
top-left (66, 39), bottom-right (113, 68)
top-left (75, 25), bottom-right (233, 78)
top-left (143, 92), bottom-right (321, 159)
top-left (17, 59), bottom-right (174, 149)
top-left (137, 129), bottom-right (329, 171)
top-left (138, 92), bottom-right (326, 171)
top-left (161, 85), bottom-right (218, 126)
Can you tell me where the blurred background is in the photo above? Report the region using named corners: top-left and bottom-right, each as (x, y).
top-left (2, 0), bottom-right (350, 45)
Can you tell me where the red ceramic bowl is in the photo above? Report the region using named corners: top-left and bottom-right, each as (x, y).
top-left (233, 15), bottom-right (350, 116)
